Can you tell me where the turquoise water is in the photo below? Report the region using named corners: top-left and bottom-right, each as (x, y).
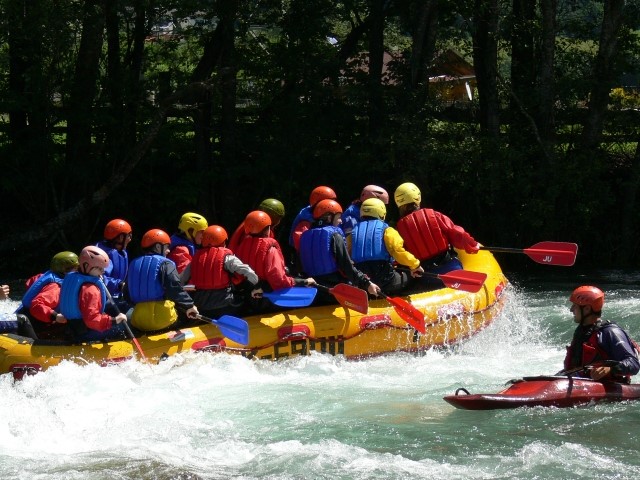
top-left (1, 274), bottom-right (639, 479)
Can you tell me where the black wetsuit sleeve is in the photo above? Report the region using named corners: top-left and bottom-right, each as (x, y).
top-left (599, 325), bottom-right (640, 376)
top-left (160, 261), bottom-right (195, 308)
top-left (332, 232), bottom-right (371, 290)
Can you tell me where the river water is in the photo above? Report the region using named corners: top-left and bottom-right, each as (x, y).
top-left (1, 271), bottom-right (639, 479)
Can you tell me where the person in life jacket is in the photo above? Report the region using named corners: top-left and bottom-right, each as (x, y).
top-left (299, 199), bottom-right (381, 305)
top-left (563, 286), bottom-right (639, 382)
top-left (16, 251), bottom-right (79, 340)
top-left (349, 198), bottom-right (424, 294)
top-left (228, 198), bottom-right (286, 252)
top-left (59, 246), bottom-right (128, 343)
top-left (182, 225), bottom-right (263, 318)
top-left (393, 182), bottom-right (479, 276)
top-left (168, 212), bottom-right (208, 275)
top-left (124, 229), bottom-right (199, 332)
top-left (289, 186), bottom-right (337, 252)
top-left (236, 211), bottom-right (315, 313)
top-left (96, 218), bottom-right (132, 304)
top-left (341, 185), bottom-right (390, 236)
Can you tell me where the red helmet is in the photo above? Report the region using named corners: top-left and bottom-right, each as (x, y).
top-left (79, 246), bottom-right (110, 274)
top-left (313, 199), bottom-right (343, 219)
top-left (360, 185), bottom-right (389, 205)
top-left (202, 225), bottom-right (228, 247)
top-left (141, 229), bottom-right (171, 249)
top-left (570, 286), bottom-right (604, 312)
top-left (104, 219), bottom-right (132, 240)
top-left (244, 211), bottom-right (272, 235)
top-left (309, 186), bottom-right (337, 207)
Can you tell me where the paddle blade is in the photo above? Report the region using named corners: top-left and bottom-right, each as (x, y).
top-left (200, 314), bottom-right (249, 345)
top-left (524, 241), bottom-right (578, 266)
top-left (328, 284), bottom-right (369, 314)
top-left (385, 296), bottom-right (425, 333)
top-left (437, 270), bottom-right (487, 293)
top-left (263, 287), bottom-right (317, 307)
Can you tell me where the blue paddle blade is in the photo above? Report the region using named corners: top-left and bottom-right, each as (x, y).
top-left (262, 287), bottom-right (317, 307)
top-left (208, 315), bottom-right (249, 345)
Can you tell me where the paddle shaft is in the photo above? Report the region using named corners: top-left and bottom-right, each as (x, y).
top-left (100, 278), bottom-right (149, 362)
top-left (480, 241), bottom-right (578, 266)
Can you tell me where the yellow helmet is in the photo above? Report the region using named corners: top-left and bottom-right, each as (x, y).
top-left (178, 212), bottom-right (208, 241)
top-left (360, 198), bottom-right (387, 220)
top-left (394, 182), bottom-right (421, 207)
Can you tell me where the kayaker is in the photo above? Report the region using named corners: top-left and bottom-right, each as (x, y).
top-left (182, 225), bottom-right (263, 318)
top-left (235, 210), bottom-right (315, 312)
top-left (299, 199), bottom-right (381, 304)
top-left (0, 284), bottom-right (9, 300)
top-left (349, 198), bottom-right (424, 294)
top-left (341, 184), bottom-right (389, 236)
top-left (96, 218), bottom-right (132, 307)
top-left (393, 182), bottom-right (479, 276)
top-left (563, 286), bottom-right (640, 382)
top-left (16, 251), bottom-right (79, 339)
top-left (124, 229), bottom-right (199, 332)
top-left (59, 246), bottom-right (128, 342)
top-left (228, 198), bottom-right (286, 252)
top-left (168, 212), bottom-right (208, 275)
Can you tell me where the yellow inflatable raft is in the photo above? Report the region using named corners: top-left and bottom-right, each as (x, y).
top-left (0, 250), bottom-right (507, 378)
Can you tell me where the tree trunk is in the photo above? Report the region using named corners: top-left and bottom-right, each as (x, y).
top-left (580, 0), bottom-right (625, 150)
top-left (65, 0), bottom-right (105, 195)
top-left (537, 0), bottom-right (557, 156)
top-left (472, 0), bottom-right (500, 139)
top-left (368, 0), bottom-right (385, 139)
top-left (410, 0), bottom-right (439, 94)
top-left (509, 0), bottom-right (536, 146)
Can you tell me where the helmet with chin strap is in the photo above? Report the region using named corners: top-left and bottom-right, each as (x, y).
top-left (259, 198), bottom-right (285, 219)
top-left (202, 225), bottom-right (228, 247)
top-left (50, 251), bottom-right (79, 275)
top-left (570, 286), bottom-right (604, 313)
top-left (245, 211), bottom-right (272, 235)
top-left (313, 199), bottom-right (343, 220)
top-left (360, 198), bottom-right (387, 220)
top-left (141, 229), bottom-right (171, 249)
top-left (394, 182), bottom-right (421, 207)
top-left (178, 212), bottom-right (208, 241)
top-left (104, 219), bottom-right (132, 241)
top-left (78, 246), bottom-right (110, 274)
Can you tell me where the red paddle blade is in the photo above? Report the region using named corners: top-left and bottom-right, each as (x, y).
top-left (385, 296), bottom-right (425, 333)
top-left (131, 337), bottom-right (149, 362)
top-left (437, 270), bottom-right (487, 293)
top-left (330, 284), bottom-right (369, 314)
top-left (524, 241), bottom-right (578, 266)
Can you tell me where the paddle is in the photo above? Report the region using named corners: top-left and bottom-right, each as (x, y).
top-left (196, 314), bottom-right (250, 345)
top-left (554, 360), bottom-right (618, 377)
top-left (100, 278), bottom-right (148, 362)
top-left (316, 283), bottom-right (369, 314)
top-left (378, 292), bottom-right (425, 333)
top-left (480, 241), bottom-right (578, 266)
top-left (422, 270), bottom-right (487, 293)
top-left (262, 287), bottom-right (317, 307)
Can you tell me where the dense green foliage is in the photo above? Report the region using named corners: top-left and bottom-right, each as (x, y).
top-left (0, 0), bottom-right (639, 277)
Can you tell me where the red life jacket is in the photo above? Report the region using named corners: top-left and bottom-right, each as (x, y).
top-left (564, 324), bottom-right (639, 382)
top-left (396, 208), bottom-right (449, 261)
top-left (190, 247), bottom-right (233, 290)
top-left (234, 236), bottom-right (279, 281)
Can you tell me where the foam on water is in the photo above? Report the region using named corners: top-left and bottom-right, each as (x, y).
top-left (1, 284), bottom-right (640, 479)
